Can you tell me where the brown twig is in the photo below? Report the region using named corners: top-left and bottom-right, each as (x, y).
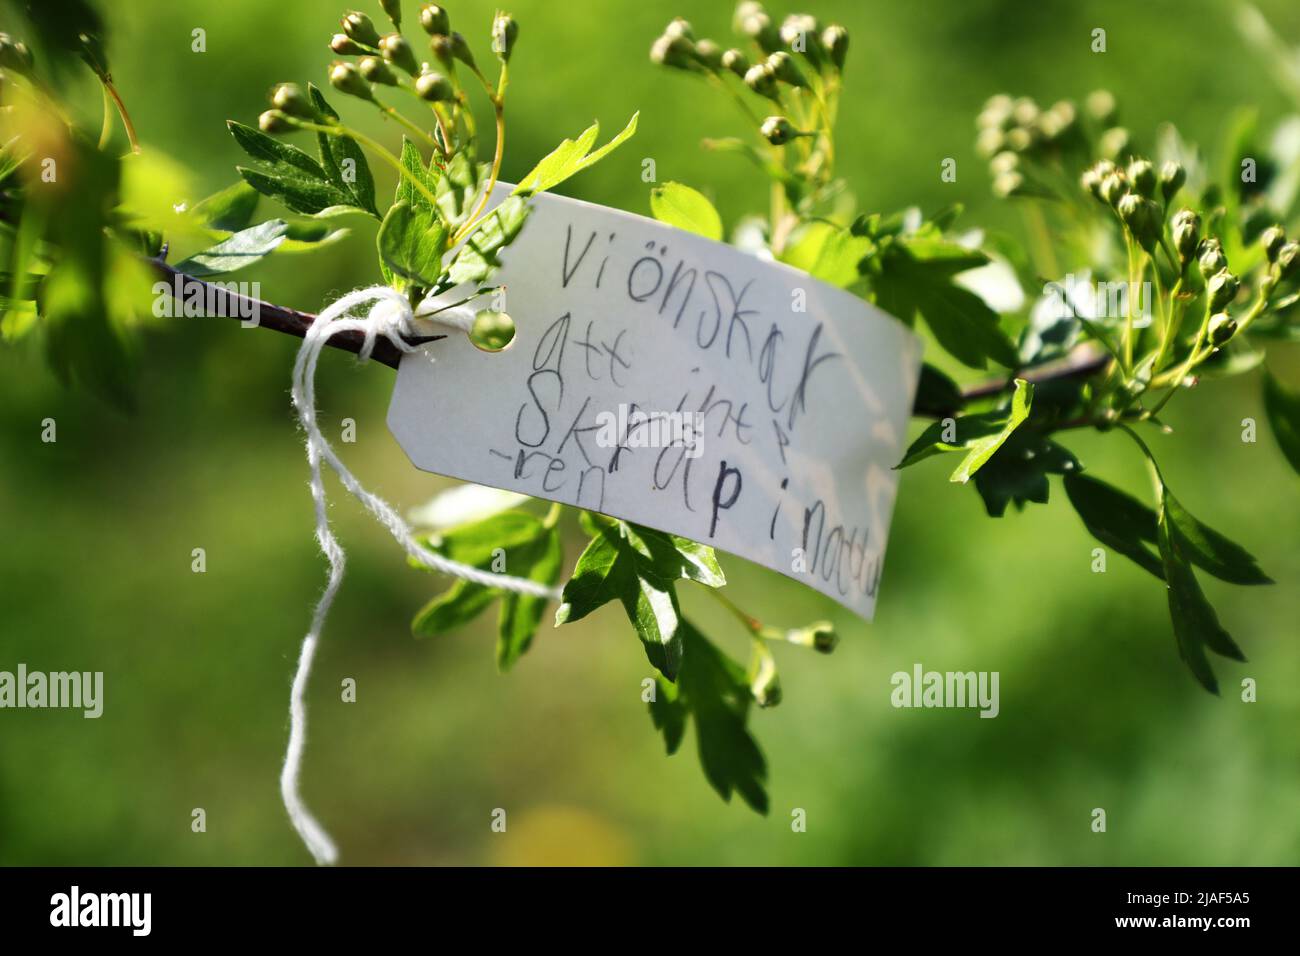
top-left (153, 258), bottom-right (1110, 410)
top-left (148, 259), bottom-right (444, 370)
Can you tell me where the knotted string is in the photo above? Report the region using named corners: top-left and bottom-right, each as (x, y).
top-left (282, 286), bottom-right (561, 865)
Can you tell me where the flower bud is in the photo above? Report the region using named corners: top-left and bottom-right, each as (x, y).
top-left (270, 82), bottom-right (317, 120)
top-left (1099, 126), bottom-right (1129, 160)
top-left (664, 17), bottom-right (694, 41)
top-left (1208, 311), bottom-right (1237, 347)
top-left (1126, 158), bottom-right (1156, 199)
top-left (448, 32), bottom-right (476, 70)
top-left (822, 24), bottom-right (848, 70)
top-left (1206, 269), bottom-right (1239, 312)
top-left (765, 50), bottom-right (807, 88)
top-left (760, 115), bottom-right (796, 145)
top-left (379, 34), bottom-right (418, 75)
top-left (650, 34), bottom-right (699, 72)
top-left (330, 33), bottom-right (365, 55)
top-left (992, 171), bottom-right (1025, 198)
top-left (721, 48), bottom-right (749, 77)
top-left (749, 656), bottom-right (781, 708)
top-left (0, 33), bottom-right (34, 74)
top-left (1099, 170), bottom-right (1127, 206)
top-left (1159, 160), bottom-right (1186, 202)
top-left (329, 60), bottom-right (374, 100)
top-left (1172, 209), bottom-right (1200, 264)
top-left (1011, 96), bottom-right (1039, 127)
top-left (492, 12), bottom-right (518, 63)
top-left (1085, 88), bottom-right (1117, 124)
top-left (258, 109), bottom-right (293, 134)
top-left (358, 55), bottom-right (397, 85)
top-left (419, 3), bottom-right (450, 36)
top-left (975, 127), bottom-right (1004, 158)
top-left (1119, 193), bottom-right (1161, 250)
top-left (380, 0), bottom-right (402, 28)
top-left (415, 69), bottom-right (453, 102)
top-left (736, 6), bottom-right (780, 53)
top-left (1005, 126), bottom-right (1035, 153)
top-left (1198, 238), bottom-right (1227, 278)
top-left (990, 151), bottom-right (1019, 176)
top-left (1278, 242), bottom-right (1300, 278)
top-left (780, 14), bottom-right (824, 68)
top-left (1080, 166), bottom-right (1101, 198)
top-left (978, 94), bottom-right (1013, 131)
top-left (1037, 101), bottom-right (1076, 141)
top-left (743, 63), bottom-right (779, 100)
top-left (798, 622), bottom-right (838, 653)
top-left (428, 33), bottom-right (455, 71)
top-left (341, 11), bottom-right (381, 48)
top-left (1260, 225), bottom-right (1286, 263)
top-left (692, 39), bottom-right (723, 71)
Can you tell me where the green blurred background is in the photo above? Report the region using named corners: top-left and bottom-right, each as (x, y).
top-left (2, 0), bottom-right (1299, 865)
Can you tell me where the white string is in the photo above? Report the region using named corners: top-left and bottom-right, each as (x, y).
top-left (282, 286), bottom-right (561, 865)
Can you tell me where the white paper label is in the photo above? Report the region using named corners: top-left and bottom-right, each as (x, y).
top-left (388, 189), bottom-right (922, 620)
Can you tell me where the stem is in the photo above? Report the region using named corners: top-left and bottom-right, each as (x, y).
top-left (296, 119), bottom-right (440, 211)
top-left (453, 65), bottom-right (507, 246)
top-left (706, 587), bottom-right (762, 635)
top-left (101, 77), bottom-right (141, 154)
top-left (377, 101), bottom-right (440, 153)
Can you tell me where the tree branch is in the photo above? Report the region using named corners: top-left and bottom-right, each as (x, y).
top-left (152, 259), bottom-right (1109, 410)
top-left (148, 258), bottom-right (444, 370)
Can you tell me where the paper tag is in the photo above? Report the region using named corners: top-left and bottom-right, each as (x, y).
top-left (388, 189), bottom-right (922, 620)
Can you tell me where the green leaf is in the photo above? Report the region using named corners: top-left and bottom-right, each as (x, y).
top-left (496, 527), bottom-right (563, 671)
top-left (675, 621), bottom-right (768, 813)
top-left (378, 201), bottom-right (448, 287)
top-left (512, 112), bottom-right (639, 197)
top-left (897, 379), bottom-right (1033, 484)
top-left (173, 220), bottom-right (290, 278)
top-left (410, 510), bottom-right (560, 669)
top-left (972, 434), bottom-right (1079, 517)
top-left (1162, 490), bottom-right (1271, 585)
top-left (649, 181), bottom-right (723, 241)
top-left (412, 579), bottom-right (496, 635)
top-left (808, 227), bottom-right (874, 288)
top-left (228, 120), bottom-right (358, 217)
top-left (307, 84), bottom-right (379, 217)
top-left (648, 675), bottom-right (687, 755)
top-left (949, 380), bottom-right (1032, 483)
top-left (1063, 473), bottom-right (1164, 580)
top-left (913, 363), bottom-right (965, 416)
top-left (447, 195), bottom-right (530, 285)
top-left (556, 518), bottom-right (707, 680)
top-left (191, 182), bottom-right (260, 232)
top-left (395, 137), bottom-right (440, 214)
top-left (1263, 368), bottom-right (1300, 476)
top-left (1157, 499), bottom-right (1246, 696)
top-left (871, 241), bottom-right (1017, 368)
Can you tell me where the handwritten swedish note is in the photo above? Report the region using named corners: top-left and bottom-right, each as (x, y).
top-left (388, 189), bottom-right (922, 619)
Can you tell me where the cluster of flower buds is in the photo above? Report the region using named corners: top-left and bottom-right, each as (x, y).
top-left (259, 82), bottom-right (323, 133)
top-left (1079, 154), bottom-right (1187, 253)
top-left (976, 93), bottom-right (1082, 161)
top-left (650, 5), bottom-right (847, 149)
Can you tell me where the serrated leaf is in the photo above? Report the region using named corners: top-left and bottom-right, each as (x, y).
top-left (513, 112), bottom-right (639, 197)
top-left (1063, 473), bottom-right (1164, 580)
top-left (649, 181), bottom-right (722, 241)
top-left (556, 518), bottom-right (701, 680)
top-left (496, 527), bottom-right (563, 671)
top-left (1158, 499), bottom-right (1246, 696)
top-left (236, 166), bottom-right (355, 218)
top-left (228, 121), bottom-right (328, 179)
top-left (1263, 368), bottom-right (1300, 475)
top-left (412, 579), bottom-right (496, 635)
top-left (172, 220), bottom-right (290, 277)
top-left (949, 380), bottom-right (1032, 483)
top-left (1163, 490), bottom-right (1271, 585)
top-left (897, 380), bottom-right (1033, 484)
top-left (808, 227), bottom-right (874, 288)
top-left (675, 621), bottom-right (768, 813)
top-left (378, 200), bottom-right (448, 287)
top-left (972, 434), bottom-right (1079, 517)
top-left (307, 84), bottom-right (378, 217)
top-left (447, 195), bottom-right (530, 285)
top-left (648, 675), bottom-right (687, 754)
top-left (191, 182), bottom-right (260, 232)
